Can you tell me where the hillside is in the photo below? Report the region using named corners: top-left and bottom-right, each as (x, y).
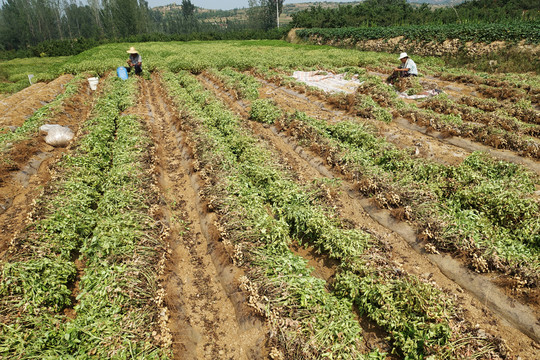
top-left (154, 2), bottom-right (362, 25)
top-left (154, 1), bottom-right (468, 25)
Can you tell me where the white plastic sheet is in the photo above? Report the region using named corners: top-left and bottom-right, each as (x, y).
top-left (88, 77), bottom-right (99, 91)
top-left (292, 71), bottom-right (364, 94)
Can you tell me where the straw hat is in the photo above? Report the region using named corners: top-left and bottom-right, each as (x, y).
top-left (398, 52), bottom-right (408, 60)
top-left (127, 47), bottom-right (138, 54)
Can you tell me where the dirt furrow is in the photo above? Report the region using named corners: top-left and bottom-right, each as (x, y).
top-left (257, 78), bottom-right (471, 165)
top-left (139, 75), bottom-right (268, 360)
top-left (199, 75), bottom-right (540, 358)
top-left (0, 75), bottom-right (74, 128)
top-left (0, 79), bottom-right (93, 257)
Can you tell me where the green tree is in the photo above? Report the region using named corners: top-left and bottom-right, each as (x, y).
top-left (247, 0), bottom-right (284, 30)
top-left (182, 0), bottom-right (195, 19)
top-left (0, 0), bottom-right (32, 49)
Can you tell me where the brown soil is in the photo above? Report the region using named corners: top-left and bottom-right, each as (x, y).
top-left (0, 75), bottom-right (74, 128)
top-left (64, 257), bottom-right (85, 319)
top-left (137, 75), bottom-right (269, 359)
top-left (0, 77), bottom-right (94, 257)
top-left (198, 74), bottom-right (540, 358)
top-left (256, 77), bottom-right (471, 166)
top-left (2, 70), bottom-right (539, 358)
top-left (258, 73), bottom-right (540, 175)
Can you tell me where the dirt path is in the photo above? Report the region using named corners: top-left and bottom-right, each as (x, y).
top-left (199, 74), bottom-right (540, 358)
top-left (0, 75), bottom-right (74, 128)
top-left (138, 75), bottom-right (268, 359)
top-left (0, 78), bottom-right (93, 257)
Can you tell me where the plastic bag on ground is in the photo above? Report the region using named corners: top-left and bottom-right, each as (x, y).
top-left (39, 124), bottom-right (74, 147)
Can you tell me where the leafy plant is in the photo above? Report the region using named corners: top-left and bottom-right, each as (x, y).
top-left (249, 99), bottom-right (282, 124)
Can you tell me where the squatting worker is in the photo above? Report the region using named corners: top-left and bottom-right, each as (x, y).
top-left (386, 52), bottom-right (418, 84)
top-left (126, 47), bottom-right (142, 76)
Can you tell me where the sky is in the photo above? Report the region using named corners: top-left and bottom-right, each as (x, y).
top-left (147, 0), bottom-right (360, 10)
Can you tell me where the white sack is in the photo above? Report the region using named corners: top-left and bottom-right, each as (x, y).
top-left (40, 124), bottom-right (74, 147)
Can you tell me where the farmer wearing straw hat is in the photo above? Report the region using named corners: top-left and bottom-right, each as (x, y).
top-left (126, 46), bottom-right (142, 75)
top-left (386, 52), bottom-right (418, 85)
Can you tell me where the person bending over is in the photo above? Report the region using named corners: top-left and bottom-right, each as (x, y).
top-left (387, 52), bottom-right (417, 84)
top-left (126, 47), bottom-right (142, 76)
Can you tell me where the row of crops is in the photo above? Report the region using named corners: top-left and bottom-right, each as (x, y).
top-left (358, 78), bottom-right (540, 159)
top-left (205, 63), bottom-right (540, 346)
top-left (0, 76), bottom-right (169, 357)
top-left (3, 40), bottom-right (540, 96)
top-left (252, 65), bottom-right (540, 158)
top-left (210, 65), bottom-right (539, 286)
top-left (161, 69), bottom-right (503, 359)
top-left (1, 41), bottom-right (539, 358)
top-left (296, 21), bottom-right (540, 44)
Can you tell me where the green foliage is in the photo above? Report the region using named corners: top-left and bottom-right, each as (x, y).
top-left (0, 56), bottom-right (67, 94)
top-left (0, 76), bottom-right (169, 358)
top-left (209, 67), bottom-right (261, 99)
top-left (336, 269), bottom-right (452, 359)
top-left (57, 41), bottom-right (387, 76)
top-left (257, 251), bottom-right (371, 358)
top-left (162, 69), bottom-right (476, 359)
top-left (285, 109), bottom-right (540, 276)
top-left (297, 21), bottom-right (540, 45)
top-left (356, 95), bottom-right (393, 123)
top-left (292, 0), bottom-right (540, 28)
top-left (1, 258), bottom-right (76, 312)
top-left (247, 0), bottom-right (285, 31)
top-left (249, 99), bottom-right (281, 123)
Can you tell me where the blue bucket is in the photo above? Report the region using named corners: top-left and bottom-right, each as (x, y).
top-left (117, 66), bottom-right (128, 80)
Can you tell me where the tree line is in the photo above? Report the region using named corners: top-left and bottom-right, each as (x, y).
top-left (1, 0), bottom-right (539, 58)
top-left (0, 0), bottom-right (153, 51)
top-left (0, 0), bottom-right (285, 56)
top-left (291, 0), bottom-right (540, 28)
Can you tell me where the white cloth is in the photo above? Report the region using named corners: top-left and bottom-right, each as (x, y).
top-left (398, 89), bottom-right (442, 99)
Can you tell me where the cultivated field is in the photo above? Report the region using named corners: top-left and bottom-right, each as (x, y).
top-left (0, 41), bottom-right (539, 359)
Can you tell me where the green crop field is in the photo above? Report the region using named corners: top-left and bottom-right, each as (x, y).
top-left (1, 40), bottom-right (539, 359)
top-left (297, 22), bottom-right (540, 44)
